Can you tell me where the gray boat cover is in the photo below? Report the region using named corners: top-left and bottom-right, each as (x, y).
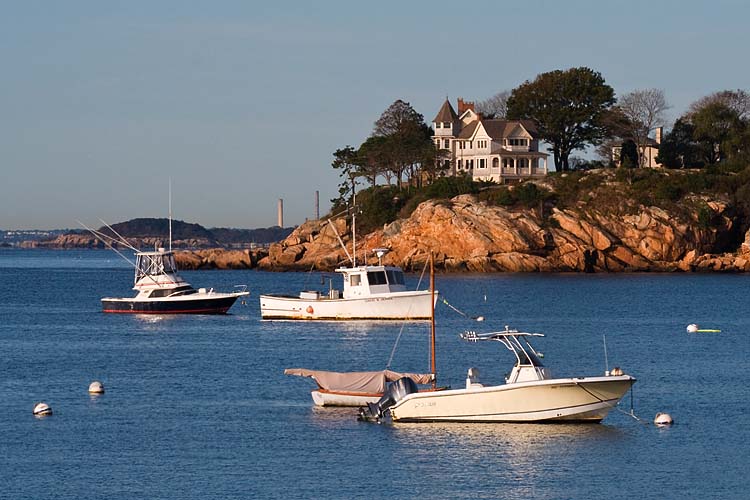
top-left (284, 368), bottom-right (434, 394)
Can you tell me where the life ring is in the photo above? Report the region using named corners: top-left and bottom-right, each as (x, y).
top-left (306, 306), bottom-right (314, 314)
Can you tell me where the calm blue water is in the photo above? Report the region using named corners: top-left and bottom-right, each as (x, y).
top-left (1, 249), bottom-right (748, 499)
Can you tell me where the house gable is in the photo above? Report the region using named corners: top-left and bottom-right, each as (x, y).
top-left (459, 109), bottom-right (479, 126)
top-left (505, 123), bottom-right (532, 140)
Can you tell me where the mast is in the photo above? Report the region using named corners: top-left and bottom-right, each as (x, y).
top-left (430, 252), bottom-right (436, 388)
top-left (352, 189), bottom-right (356, 267)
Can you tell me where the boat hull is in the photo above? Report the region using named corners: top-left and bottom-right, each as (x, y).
top-left (102, 293), bottom-right (245, 314)
top-left (311, 390), bottom-right (381, 407)
top-left (259, 290), bottom-right (437, 320)
top-left (389, 376), bottom-right (635, 423)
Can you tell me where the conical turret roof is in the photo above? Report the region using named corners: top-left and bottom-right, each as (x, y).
top-left (433, 98), bottom-right (458, 123)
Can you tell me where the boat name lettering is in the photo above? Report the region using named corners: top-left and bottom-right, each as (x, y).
top-left (414, 401), bottom-right (437, 408)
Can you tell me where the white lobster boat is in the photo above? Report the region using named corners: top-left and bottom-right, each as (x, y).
top-left (260, 259), bottom-right (436, 320)
top-left (360, 327), bottom-right (636, 423)
top-left (261, 193), bottom-right (437, 320)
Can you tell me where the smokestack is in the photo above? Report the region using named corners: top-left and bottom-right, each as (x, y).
top-left (315, 190), bottom-right (320, 220)
top-left (277, 199), bottom-right (283, 227)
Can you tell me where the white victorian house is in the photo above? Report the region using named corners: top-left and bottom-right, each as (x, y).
top-left (432, 98), bottom-right (549, 183)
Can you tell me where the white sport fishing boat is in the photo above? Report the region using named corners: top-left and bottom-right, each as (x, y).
top-left (259, 202), bottom-right (437, 320)
top-left (84, 195), bottom-right (248, 314)
top-left (101, 246), bottom-right (248, 314)
top-left (360, 326), bottom-right (635, 423)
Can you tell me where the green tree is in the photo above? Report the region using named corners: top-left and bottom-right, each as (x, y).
top-left (619, 140), bottom-right (638, 168)
top-left (506, 67), bottom-right (616, 171)
top-left (692, 102), bottom-right (743, 164)
top-left (331, 146), bottom-right (360, 208)
top-left (371, 100), bottom-right (434, 188)
top-left (655, 118), bottom-right (703, 169)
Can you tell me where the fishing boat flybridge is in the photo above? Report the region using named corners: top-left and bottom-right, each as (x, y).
top-left (101, 246), bottom-right (248, 314)
top-left (359, 326), bottom-right (636, 423)
top-left (259, 213), bottom-right (438, 320)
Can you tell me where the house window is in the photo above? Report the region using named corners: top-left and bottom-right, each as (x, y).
top-left (457, 160), bottom-right (463, 170)
top-left (467, 160), bottom-right (474, 169)
top-left (509, 139), bottom-right (528, 146)
top-left (443, 139), bottom-right (450, 149)
top-left (435, 122), bottom-right (441, 129)
top-left (493, 158), bottom-right (499, 168)
top-left (443, 122), bottom-right (451, 128)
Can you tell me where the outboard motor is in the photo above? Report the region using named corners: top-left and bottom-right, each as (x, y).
top-left (358, 377), bottom-right (418, 422)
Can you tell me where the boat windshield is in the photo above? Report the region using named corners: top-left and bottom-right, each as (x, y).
top-left (516, 345), bottom-right (545, 367)
top-left (386, 269), bottom-right (405, 285)
top-left (367, 271), bottom-right (388, 285)
top-left (147, 285), bottom-right (195, 298)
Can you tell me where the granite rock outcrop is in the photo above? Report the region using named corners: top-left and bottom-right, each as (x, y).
top-left (256, 194), bottom-right (750, 273)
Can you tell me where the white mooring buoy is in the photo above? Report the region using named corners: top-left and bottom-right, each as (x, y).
top-left (654, 412), bottom-right (674, 426)
top-left (687, 324), bottom-right (699, 333)
top-left (88, 380), bottom-right (105, 395)
top-left (33, 402), bottom-right (52, 416)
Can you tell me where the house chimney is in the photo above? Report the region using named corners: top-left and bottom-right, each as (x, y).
top-left (277, 198), bottom-right (283, 227)
top-left (457, 97), bottom-right (475, 114)
top-left (655, 127), bottom-right (663, 144)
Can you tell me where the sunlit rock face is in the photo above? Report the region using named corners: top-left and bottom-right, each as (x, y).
top-left (252, 194), bottom-right (750, 273)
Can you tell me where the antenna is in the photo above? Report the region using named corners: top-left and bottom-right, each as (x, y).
top-left (169, 178), bottom-right (172, 253)
top-left (603, 334), bottom-right (609, 374)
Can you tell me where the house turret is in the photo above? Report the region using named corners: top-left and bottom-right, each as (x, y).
top-left (432, 98), bottom-right (459, 138)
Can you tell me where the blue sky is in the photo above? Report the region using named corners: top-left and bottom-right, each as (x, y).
top-left (1, 0), bottom-right (748, 229)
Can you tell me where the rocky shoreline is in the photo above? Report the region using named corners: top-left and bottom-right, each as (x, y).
top-left (182, 193), bottom-right (750, 273)
top-left (21, 193), bottom-right (750, 273)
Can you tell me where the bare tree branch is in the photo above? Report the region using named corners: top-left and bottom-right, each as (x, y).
top-left (475, 90), bottom-right (510, 119)
top-left (688, 89), bottom-right (750, 121)
top-left (616, 89), bottom-right (670, 167)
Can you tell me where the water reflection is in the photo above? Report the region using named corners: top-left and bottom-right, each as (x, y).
top-left (309, 405), bottom-right (360, 426)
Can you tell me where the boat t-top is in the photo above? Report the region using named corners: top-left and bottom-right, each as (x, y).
top-left (360, 326), bottom-right (636, 423)
top-left (101, 246), bottom-right (248, 314)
